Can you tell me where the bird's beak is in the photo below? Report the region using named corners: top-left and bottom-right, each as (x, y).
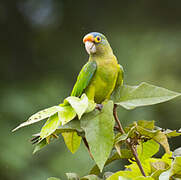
top-left (83, 34), bottom-right (96, 54)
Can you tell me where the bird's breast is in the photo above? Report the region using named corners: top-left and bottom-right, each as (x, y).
top-left (90, 57), bottom-right (119, 103)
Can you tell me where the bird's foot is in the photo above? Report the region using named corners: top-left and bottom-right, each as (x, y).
top-left (31, 135), bottom-right (41, 144)
top-left (96, 104), bottom-right (103, 111)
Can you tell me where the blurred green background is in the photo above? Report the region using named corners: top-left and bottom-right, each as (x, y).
top-left (1, 0), bottom-right (181, 179)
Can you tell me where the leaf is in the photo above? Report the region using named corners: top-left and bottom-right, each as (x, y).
top-left (40, 113), bottom-right (60, 139)
top-left (81, 101), bottom-right (115, 171)
top-left (56, 118), bottom-right (83, 134)
top-left (114, 133), bottom-right (130, 156)
top-left (150, 161), bottom-right (169, 171)
top-left (173, 147), bottom-right (181, 158)
top-left (159, 169), bottom-right (170, 180)
top-left (134, 177), bottom-right (154, 180)
top-left (81, 175), bottom-right (100, 180)
top-left (40, 105), bottom-right (77, 139)
top-left (164, 129), bottom-right (181, 138)
top-left (136, 126), bottom-right (158, 138)
top-left (111, 82), bottom-right (180, 110)
top-left (12, 106), bottom-right (60, 132)
top-left (170, 157), bottom-right (181, 178)
top-left (90, 150), bottom-right (133, 175)
top-left (58, 105), bottom-right (76, 125)
top-left (86, 100), bottom-right (96, 113)
top-left (103, 172), bottom-right (114, 179)
top-left (151, 169), bottom-right (166, 179)
top-left (66, 94), bottom-right (89, 119)
top-left (125, 121), bottom-right (170, 154)
top-left (47, 178), bottom-right (61, 180)
top-left (137, 140), bottom-right (160, 161)
top-left (152, 131), bottom-right (170, 154)
top-left (136, 126), bottom-right (170, 154)
top-left (137, 120), bottom-right (155, 130)
top-left (66, 173), bottom-right (80, 180)
top-left (161, 153), bottom-right (172, 166)
top-left (114, 133), bottom-right (128, 144)
top-left (125, 161), bottom-right (150, 177)
top-left (62, 131), bottom-right (82, 154)
top-left (33, 139), bottom-right (48, 154)
top-left (107, 170), bottom-right (142, 180)
top-left (118, 177), bottom-right (131, 180)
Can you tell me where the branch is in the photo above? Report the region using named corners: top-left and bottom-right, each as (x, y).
top-left (113, 104), bottom-right (146, 177)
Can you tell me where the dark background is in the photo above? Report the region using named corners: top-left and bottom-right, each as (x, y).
top-left (0, 0), bottom-right (181, 179)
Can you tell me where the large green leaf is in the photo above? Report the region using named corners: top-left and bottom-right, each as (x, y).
top-left (90, 150), bottom-right (133, 175)
top-left (62, 131), bottom-right (82, 154)
top-left (12, 106), bottom-right (60, 132)
top-left (81, 101), bottom-right (115, 171)
top-left (111, 82), bottom-right (180, 110)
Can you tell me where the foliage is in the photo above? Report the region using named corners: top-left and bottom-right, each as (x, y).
top-left (111, 82), bottom-right (180, 110)
top-left (13, 82), bottom-right (181, 179)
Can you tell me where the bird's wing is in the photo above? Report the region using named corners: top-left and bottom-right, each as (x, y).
top-left (71, 61), bottom-right (97, 97)
top-left (115, 64), bottom-right (124, 87)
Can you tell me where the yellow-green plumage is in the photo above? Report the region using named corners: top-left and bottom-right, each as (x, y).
top-left (85, 55), bottom-right (120, 103)
top-left (71, 32), bottom-right (123, 104)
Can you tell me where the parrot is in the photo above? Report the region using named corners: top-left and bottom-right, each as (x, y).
top-left (15, 32), bottom-right (124, 145)
top-left (71, 32), bottom-right (124, 104)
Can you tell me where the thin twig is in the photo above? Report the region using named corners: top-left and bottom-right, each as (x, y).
top-left (113, 104), bottom-right (146, 177)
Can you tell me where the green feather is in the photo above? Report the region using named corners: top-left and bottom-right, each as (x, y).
top-left (71, 61), bottom-right (97, 97)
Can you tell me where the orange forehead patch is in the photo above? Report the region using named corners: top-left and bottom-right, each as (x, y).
top-left (83, 34), bottom-right (94, 43)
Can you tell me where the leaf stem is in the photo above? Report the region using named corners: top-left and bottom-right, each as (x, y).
top-left (113, 104), bottom-right (125, 133)
top-left (113, 104), bottom-right (146, 177)
top-left (82, 137), bottom-right (93, 159)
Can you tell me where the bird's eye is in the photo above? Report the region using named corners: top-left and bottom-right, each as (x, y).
top-left (95, 36), bottom-right (101, 43)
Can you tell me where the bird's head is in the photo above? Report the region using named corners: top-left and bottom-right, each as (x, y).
top-left (83, 32), bottom-right (113, 56)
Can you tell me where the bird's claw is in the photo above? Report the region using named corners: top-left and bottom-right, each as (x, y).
top-left (31, 135), bottom-right (41, 144)
top-left (96, 104), bottom-right (103, 111)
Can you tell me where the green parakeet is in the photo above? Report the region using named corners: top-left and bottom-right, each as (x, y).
top-left (71, 32), bottom-right (124, 104)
